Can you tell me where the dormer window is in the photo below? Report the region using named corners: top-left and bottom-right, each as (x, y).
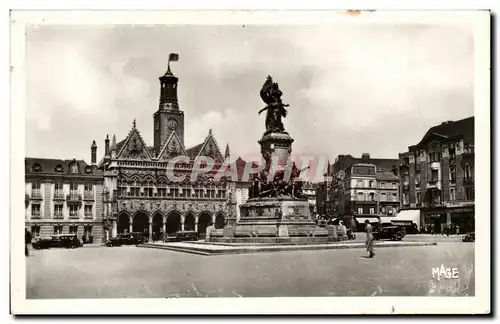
top-left (32, 163), bottom-right (42, 172)
top-left (85, 166), bottom-right (93, 173)
top-left (70, 163), bottom-right (79, 174)
top-left (54, 164), bottom-right (63, 172)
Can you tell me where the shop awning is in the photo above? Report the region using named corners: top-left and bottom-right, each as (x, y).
top-left (355, 217), bottom-right (379, 224)
top-left (392, 210), bottom-right (421, 229)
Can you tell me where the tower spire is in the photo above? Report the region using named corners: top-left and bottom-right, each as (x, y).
top-left (224, 144), bottom-right (230, 159)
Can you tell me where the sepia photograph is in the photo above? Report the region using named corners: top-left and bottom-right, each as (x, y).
top-left (10, 9), bottom-right (490, 315)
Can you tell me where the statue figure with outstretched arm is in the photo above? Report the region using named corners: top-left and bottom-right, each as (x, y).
top-left (258, 75), bottom-right (289, 134)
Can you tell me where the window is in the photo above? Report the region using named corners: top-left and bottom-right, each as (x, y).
top-left (84, 183), bottom-right (93, 192)
top-left (369, 193), bottom-right (375, 201)
top-left (357, 207), bottom-right (363, 214)
top-left (449, 147), bottom-right (456, 160)
top-left (54, 204), bottom-right (63, 218)
top-left (69, 225), bottom-right (78, 235)
top-left (387, 207), bottom-right (394, 215)
top-left (118, 180), bottom-right (128, 197)
top-left (465, 187), bottom-right (474, 200)
top-left (129, 181), bottom-right (140, 197)
top-left (84, 225), bottom-right (93, 238)
top-left (369, 181), bottom-right (375, 188)
top-left (450, 166), bottom-right (456, 182)
top-left (32, 181), bottom-right (42, 198)
top-left (404, 174), bottom-right (409, 184)
top-left (403, 193), bottom-right (409, 205)
top-left (369, 207), bottom-right (375, 215)
top-left (416, 192), bottom-right (421, 204)
top-left (415, 170), bottom-right (421, 186)
top-left (392, 182), bottom-right (397, 189)
top-left (450, 188), bottom-right (456, 201)
top-left (464, 163), bottom-right (472, 180)
top-left (84, 205), bottom-right (93, 217)
top-left (53, 225), bottom-right (63, 235)
top-left (157, 181), bottom-right (167, 197)
top-left (144, 181), bottom-right (154, 197)
top-left (30, 225), bottom-right (41, 238)
top-left (357, 192), bottom-right (364, 201)
top-left (32, 181), bottom-right (41, 190)
top-left (54, 182), bottom-right (64, 199)
top-left (31, 204), bottom-right (41, 218)
top-left (431, 170), bottom-right (439, 182)
top-left (429, 152), bottom-right (441, 163)
top-left (356, 180), bottom-right (363, 188)
top-left (380, 193), bottom-right (387, 201)
top-left (70, 182), bottom-right (78, 191)
top-left (393, 193), bottom-right (397, 201)
top-left (69, 205), bottom-right (79, 218)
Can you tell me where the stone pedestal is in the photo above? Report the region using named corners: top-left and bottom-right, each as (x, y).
top-left (221, 131), bottom-right (328, 241)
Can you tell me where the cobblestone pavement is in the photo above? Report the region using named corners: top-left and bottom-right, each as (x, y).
top-left (26, 243), bottom-right (474, 298)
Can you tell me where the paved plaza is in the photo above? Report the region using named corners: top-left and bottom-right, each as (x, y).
top-left (26, 242), bottom-right (474, 298)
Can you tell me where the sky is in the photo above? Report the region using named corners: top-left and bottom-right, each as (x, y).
top-left (25, 24), bottom-right (474, 165)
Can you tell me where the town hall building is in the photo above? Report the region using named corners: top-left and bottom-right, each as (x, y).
top-left (98, 62), bottom-right (235, 242)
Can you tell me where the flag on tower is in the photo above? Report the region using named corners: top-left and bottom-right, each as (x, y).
top-left (169, 53), bottom-right (179, 62)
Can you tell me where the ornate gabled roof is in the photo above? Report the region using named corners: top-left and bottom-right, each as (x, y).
top-left (194, 129), bottom-right (224, 163)
top-left (186, 143), bottom-right (204, 160)
top-left (156, 131), bottom-right (188, 161)
top-left (116, 120), bottom-right (153, 161)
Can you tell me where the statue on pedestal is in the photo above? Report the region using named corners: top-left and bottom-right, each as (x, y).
top-left (258, 75), bottom-right (289, 134)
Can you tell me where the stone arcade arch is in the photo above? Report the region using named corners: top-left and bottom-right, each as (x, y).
top-left (197, 211), bottom-right (213, 239)
top-left (117, 212), bottom-right (131, 234)
top-left (184, 213), bottom-right (196, 231)
top-left (166, 211), bottom-right (182, 236)
top-left (132, 211), bottom-right (150, 235)
top-left (214, 212), bottom-right (226, 230)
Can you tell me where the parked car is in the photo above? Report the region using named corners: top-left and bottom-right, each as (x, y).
top-left (105, 232), bottom-right (148, 247)
top-left (462, 232), bottom-right (475, 242)
top-left (373, 226), bottom-right (405, 241)
top-left (32, 234), bottom-right (82, 249)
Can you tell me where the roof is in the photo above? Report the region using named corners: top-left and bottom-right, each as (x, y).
top-left (376, 170), bottom-right (399, 181)
top-left (25, 158), bottom-right (103, 177)
top-left (414, 117), bottom-right (474, 147)
top-left (185, 143), bottom-right (204, 160)
top-left (115, 139), bottom-right (126, 153)
top-left (333, 154), bottom-right (398, 173)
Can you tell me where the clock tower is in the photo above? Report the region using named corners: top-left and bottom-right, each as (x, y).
top-left (153, 63), bottom-right (185, 153)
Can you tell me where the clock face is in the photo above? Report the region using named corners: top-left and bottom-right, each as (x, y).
top-left (167, 118), bottom-right (178, 130)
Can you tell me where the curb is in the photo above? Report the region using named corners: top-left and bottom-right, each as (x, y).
top-left (139, 241), bottom-right (438, 256)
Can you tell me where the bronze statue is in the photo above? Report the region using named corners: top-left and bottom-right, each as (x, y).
top-left (258, 75), bottom-right (289, 134)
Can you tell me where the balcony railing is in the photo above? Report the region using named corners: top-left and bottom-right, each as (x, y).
top-left (53, 213), bottom-right (64, 219)
top-left (427, 180), bottom-right (440, 190)
top-left (69, 213), bottom-right (79, 219)
top-left (31, 190), bottom-right (43, 200)
top-left (463, 177), bottom-right (474, 185)
top-left (31, 213), bottom-right (41, 219)
top-left (53, 191), bottom-right (65, 200)
top-left (83, 191), bottom-right (94, 201)
top-left (66, 193), bottom-right (82, 204)
top-left (84, 213), bottom-right (93, 219)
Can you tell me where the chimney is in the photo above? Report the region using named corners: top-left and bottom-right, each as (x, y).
top-left (104, 134), bottom-right (110, 157)
top-left (361, 153), bottom-right (370, 163)
top-left (110, 134), bottom-right (117, 159)
top-left (91, 140), bottom-right (97, 166)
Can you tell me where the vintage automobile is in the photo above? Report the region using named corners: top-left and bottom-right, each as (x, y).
top-left (373, 225), bottom-right (405, 241)
top-left (105, 232), bottom-right (147, 247)
top-left (32, 234), bottom-right (82, 249)
top-left (462, 232), bottom-right (475, 242)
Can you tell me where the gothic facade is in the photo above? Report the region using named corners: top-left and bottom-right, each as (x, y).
top-left (98, 65), bottom-right (235, 241)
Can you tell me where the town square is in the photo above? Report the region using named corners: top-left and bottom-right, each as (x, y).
top-left (13, 12), bottom-right (489, 314)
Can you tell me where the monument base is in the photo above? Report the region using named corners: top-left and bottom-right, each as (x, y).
top-left (229, 197), bottom-right (328, 239)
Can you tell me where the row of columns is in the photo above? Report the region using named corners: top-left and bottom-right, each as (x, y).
top-left (111, 214), bottom-right (218, 241)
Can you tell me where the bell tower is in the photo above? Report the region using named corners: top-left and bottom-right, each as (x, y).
top-left (153, 53), bottom-right (185, 153)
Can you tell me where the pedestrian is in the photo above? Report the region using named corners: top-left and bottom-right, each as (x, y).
top-left (365, 220), bottom-right (375, 258)
top-left (25, 228), bottom-right (32, 256)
